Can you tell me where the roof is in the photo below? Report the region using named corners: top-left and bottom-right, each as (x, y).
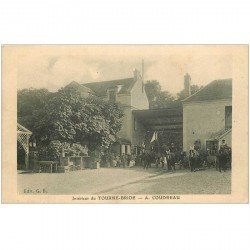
top-left (210, 128), bottom-right (232, 140)
top-left (83, 78), bottom-right (135, 96)
top-left (17, 123), bottom-right (32, 134)
top-left (182, 79), bottom-right (232, 103)
top-left (217, 128), bottom-right (232, 140)
top-left (66, 81), bottom-right (94, 94)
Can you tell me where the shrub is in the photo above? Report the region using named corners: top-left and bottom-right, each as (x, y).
top-left (38, 140), bottom-right (88, 161)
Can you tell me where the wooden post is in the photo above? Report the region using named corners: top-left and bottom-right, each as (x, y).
top-left (25, 152), bottom-right (29, 170)
top-left (25, 136), bottom-right (29, 170)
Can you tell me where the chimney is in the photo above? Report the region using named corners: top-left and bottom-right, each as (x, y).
top-left (184, 73), bottom-right (191, 97)
top-left (133, 68), bottom-right (139, 80)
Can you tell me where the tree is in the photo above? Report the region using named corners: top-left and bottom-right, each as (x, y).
top-left (17, 88), bottom-right (50, 118)
top-left (176, 84), bottom-right (203, 101)
top-left (145, 80), bottom-right (203, 109)
top-left (38, 140), bottom-right (88, 161)
top-left (144, 80), bottom-right (161, 105)
top-left (17, 88), bottom-right (51, 143)
top-left (145, 80), bottom-right (176, 109)
top-left (17, 83), bottom-right (124, 152)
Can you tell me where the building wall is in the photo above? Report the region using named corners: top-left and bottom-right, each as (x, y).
top-left (131, 117), bottom-right (147, 147)
top-left (117, 107), bottom-right (147, 148)
top-left (129, 76), bottom-right (149, 146)
top-left (117, 94), bottom-right (131, 107)
top-left (131, 77), bottom-right (149, 110)
top-left (183, 99), bottom-right (232, 152)
top-left (98, 74), bottom-right (149, 149)
top-left (99, 93), bottom-right (131, 143)
top-left (117, 106), bottom-right (133, 141)
top-left (117, 76), bottom-right (149, 146)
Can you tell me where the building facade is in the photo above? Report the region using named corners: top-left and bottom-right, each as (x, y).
top-left (80, 70), bottom-right (232, 155)
top-left (83, 69), bottom-right (149, 154)
top-left (182, 79), bottom-right (232, 152)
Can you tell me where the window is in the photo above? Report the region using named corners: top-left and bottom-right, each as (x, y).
top-left (121, 145), bottom-right (125, 155)
top-left (125, 145), bottom-right (128, 154)
top-left (133, 146), bottom-right (138, 155)
top-left (225, 106), bottom-right (232, 129)
top-left (134, 117), bottom-right (138, 131)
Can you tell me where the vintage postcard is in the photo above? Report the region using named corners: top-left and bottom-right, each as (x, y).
top-left (1, 45), bottom-right (248, 203)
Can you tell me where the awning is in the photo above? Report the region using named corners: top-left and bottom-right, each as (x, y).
top-left (133, 107), bottom-right (183, 131)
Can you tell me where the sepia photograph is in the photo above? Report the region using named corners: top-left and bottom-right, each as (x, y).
top-left (2, 45), bottom-right (248, 203)
top-left (1, 2), bottom-right (250, 250)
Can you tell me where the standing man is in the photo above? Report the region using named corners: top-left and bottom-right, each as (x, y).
top-left (189, 146), bottom-right (195, 172)
top-left (227, 147), bottom-right (232, 170)
top-left (218, 140), bottom-right (228, 172)
top-left (170, 143), bottom-right (176, 154)
top-left (193, 147), bottom-right (200, 171)
top-left (121, 153), bottom-right (126, 168)
top-left (127, 154), bottom-right (131, 167)
top-left (166, 146), bottom-right (175, 172)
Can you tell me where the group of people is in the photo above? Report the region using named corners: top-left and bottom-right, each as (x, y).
top-left (138, 143), bottom-right (182, 171)
top-left (188, 139), bottom-right (231, 172)
top-left (100, 153), bottom-right (136, 168)
top-left (100, 140), bottom-right (231, 172)
top-left (137, 140), bottom-right (231, 173)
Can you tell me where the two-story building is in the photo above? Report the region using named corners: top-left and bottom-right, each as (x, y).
top-left (78, 69), bottom-right (232, 156)
top-left (182, 78), bottom-right (232, 152)
top-left (83, 69), bottom-right (149, 155)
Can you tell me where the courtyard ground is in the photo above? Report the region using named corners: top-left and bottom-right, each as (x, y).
top-left (17, 167), bottom-right (231, 195)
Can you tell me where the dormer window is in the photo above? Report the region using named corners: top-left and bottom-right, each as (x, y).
top-left (117, 85), bottom-right (122, 93)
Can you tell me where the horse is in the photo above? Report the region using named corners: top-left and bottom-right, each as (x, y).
top-left (143, 151), bottom-right (155, 169)
top-left (206, 155), bottom-right (218, 169)
top-left (166, 151), bottom-right (176, 172)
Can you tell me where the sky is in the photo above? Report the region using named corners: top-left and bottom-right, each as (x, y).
top-left (17, 45), bottom-right (233, 94)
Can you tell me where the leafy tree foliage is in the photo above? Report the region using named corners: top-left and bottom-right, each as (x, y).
top-left (17, 88), bottom-right (52, 143)
top-left (145, 80), bottom-right (202, 109)
top-left (144, 80), bottom-right (176, 109)
top-left (17, 88), bottom-right (51, 117)
top-left (17, 83), bottom-right (124, 152)
top-left (38, 140), bottom-right (88, 161)
top-left (176, 84), bottom-right (202, 101)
